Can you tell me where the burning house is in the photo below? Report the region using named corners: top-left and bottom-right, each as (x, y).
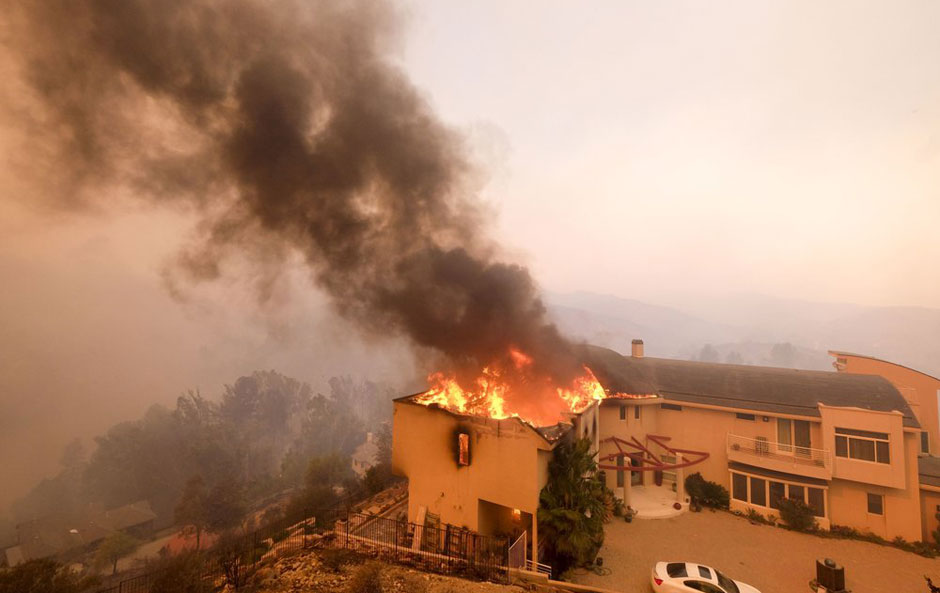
top-left (394, 339), bottom-right (940, 569)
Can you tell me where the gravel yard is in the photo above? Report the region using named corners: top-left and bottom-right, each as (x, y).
top-left (569, 510), bottom-right (940, 593)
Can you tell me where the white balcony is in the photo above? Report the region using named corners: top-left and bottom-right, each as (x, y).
top-left (726, 433), bottom-right (832, 481)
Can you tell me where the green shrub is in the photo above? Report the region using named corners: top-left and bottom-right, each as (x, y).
top-left (346, 563), bottom-right (383, 593)
top-left (777, 497), bottom-right (816, 532)
top-left (745, 508), bottom-right (770, 525)
top-left (684, 473), bottom-right (730, 509)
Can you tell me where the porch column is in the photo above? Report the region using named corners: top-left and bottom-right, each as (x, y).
top-left (622, 469), bottom-right (632, 507)
top-left (675, 453), bottom-right (685, 503)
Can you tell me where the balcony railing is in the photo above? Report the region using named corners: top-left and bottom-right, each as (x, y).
top-left (726, 433), bottom-right (832, 479)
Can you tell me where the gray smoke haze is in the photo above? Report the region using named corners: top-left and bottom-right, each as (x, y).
top-left (5, 0), bottom-right (578, 379)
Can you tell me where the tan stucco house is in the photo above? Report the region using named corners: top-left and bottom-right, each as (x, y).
top-left (392, 341), bottom-right (940, 566)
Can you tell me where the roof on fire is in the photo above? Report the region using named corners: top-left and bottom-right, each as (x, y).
top-left (394, 393), bottom-right (575, 445)
top-left (582, 345), bottom-right (920, 428)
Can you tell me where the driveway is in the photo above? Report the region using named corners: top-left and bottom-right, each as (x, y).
top-left (569, 510), bottom-right (939, 593)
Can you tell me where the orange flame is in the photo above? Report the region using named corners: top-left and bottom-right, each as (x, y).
top-left (414, 349), bottom-right (609, 426)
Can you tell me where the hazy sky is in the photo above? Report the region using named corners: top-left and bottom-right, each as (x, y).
top-left (399, 0), bottom-right (940, 308)
top-left (2, 0), bottom-right (939, 510)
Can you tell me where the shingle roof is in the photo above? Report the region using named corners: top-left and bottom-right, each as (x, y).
top-left (582, 345), bottom-right (919, 428)
top-left (96, 500), bottom-right (156, 531)
top-left (919, 456), bottom-right (940, 487)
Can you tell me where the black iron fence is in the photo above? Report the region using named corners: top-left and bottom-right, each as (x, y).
top-left (91, 509), bottom-right (508, 592)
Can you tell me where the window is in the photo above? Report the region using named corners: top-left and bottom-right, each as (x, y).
top-left (777, 418), bottom-right (811, 454)
top-left (732, 473), bottom-right (748, 501)
top-left (666, 563), bottom-right (688, 578)
top-left (458, 433), bottom-right (470, 466)
top-left (716, 571), bottom-right (740, 593)
top-left (835, 428), bottom-right (890, 464)
top-left (777, 418), bottom-right (792, 452)
top-left (808, 488), bottom-right (825, 518)
top-left (788, 485), bottom-right (804, 503)
top-left (867, 493), bottom-right (884, 515)
top-left (750, 477), bottom-right (766, 507)
top-left (683, 581), bottom-right (723, 593)
top-left (769, 482), bottom-right (786, 510)
top-left (733, 473), bottom-right (826, 518)
top-left (661, 403), bottom-right (683, 411)
top-left (736, 413), bottom-right (755, 421)
top-left (616, 455), bottom-right (625, 487)
top-left (922, 431), bottom-right (930, 454)
top-left (697, 566), bottom-right (712, 579)
top-left (635, 405), bottom-right (641, 420)
top-left (619, 405), bottom-right (626, 420)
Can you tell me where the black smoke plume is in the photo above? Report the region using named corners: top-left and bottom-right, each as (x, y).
top-left (4, 0), bottom-right (580, 382)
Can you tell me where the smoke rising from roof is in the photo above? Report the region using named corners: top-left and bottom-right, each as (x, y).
top-left (6, 0), bottom-right (577, 378)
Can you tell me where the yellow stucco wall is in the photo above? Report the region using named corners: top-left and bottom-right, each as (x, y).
top-left (391, 399), bottom-right (552, 552)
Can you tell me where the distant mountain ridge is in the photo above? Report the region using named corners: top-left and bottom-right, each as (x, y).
top-left (546, 290), bottom-right (940, 378)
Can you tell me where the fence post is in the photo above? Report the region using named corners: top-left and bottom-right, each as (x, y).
top-left (303, 509), bottom-right (308, 550)
top-left (345, 508), bottom-right (349, 549)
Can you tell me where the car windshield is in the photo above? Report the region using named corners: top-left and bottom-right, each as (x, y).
top-left (666, 563), bottom-right (688, 578)
top-left (716, 570), bottom-right (739, 593)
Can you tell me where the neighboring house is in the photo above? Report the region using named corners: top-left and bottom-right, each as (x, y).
top-left (351, 433), bottom-right (379, 478)
top-left (393, 341), bottom-right (940, 568)
top-left (3, 500), bottom-right (156, 566)
top-left (95, 500), bottom-right (157, 540)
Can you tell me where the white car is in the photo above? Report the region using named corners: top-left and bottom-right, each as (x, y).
top-left (650, 562), bottom-right (762, 593)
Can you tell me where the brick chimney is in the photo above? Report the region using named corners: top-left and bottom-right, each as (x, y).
top-left (631, 339), bottom-right (644, 358)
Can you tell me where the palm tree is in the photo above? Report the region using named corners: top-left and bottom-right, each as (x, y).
top-left (537, 437), bottom-right (607, 577)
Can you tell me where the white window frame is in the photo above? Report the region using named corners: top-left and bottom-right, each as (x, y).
top-left (729, 470), bottom-right (827, 519)
top-left (834, 428), bottom-right (890, 465)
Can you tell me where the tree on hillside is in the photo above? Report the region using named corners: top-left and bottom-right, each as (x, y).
top-left (724, 350), bottom-right (744, 365)
top-left (175, 476), bottom-right (209, 549)
top-left (284, 454), bottom-right (350, 521)
top-left (537, 438), bottom-right (606, 577)
top-left (698, 343), bottom-right (720, 362)
top-left (94, 531), bottom-right (140, 575)
top-left (280, 395), bottom-right (365, 486)
top-left (205, 479), bottom-right (247, 534)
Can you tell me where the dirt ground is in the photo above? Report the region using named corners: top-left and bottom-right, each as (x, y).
top-left (255, 548), bottom-right (526, 593)
top-left (569, 510), bottom-right (940, 593)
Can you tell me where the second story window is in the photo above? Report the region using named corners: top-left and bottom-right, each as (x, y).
top-left (458, 432), bottom-right (470, 466)
top-left (835, 428), bottom-right (889, 464)
top-left (922, 431), bottom-right (930, 455)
